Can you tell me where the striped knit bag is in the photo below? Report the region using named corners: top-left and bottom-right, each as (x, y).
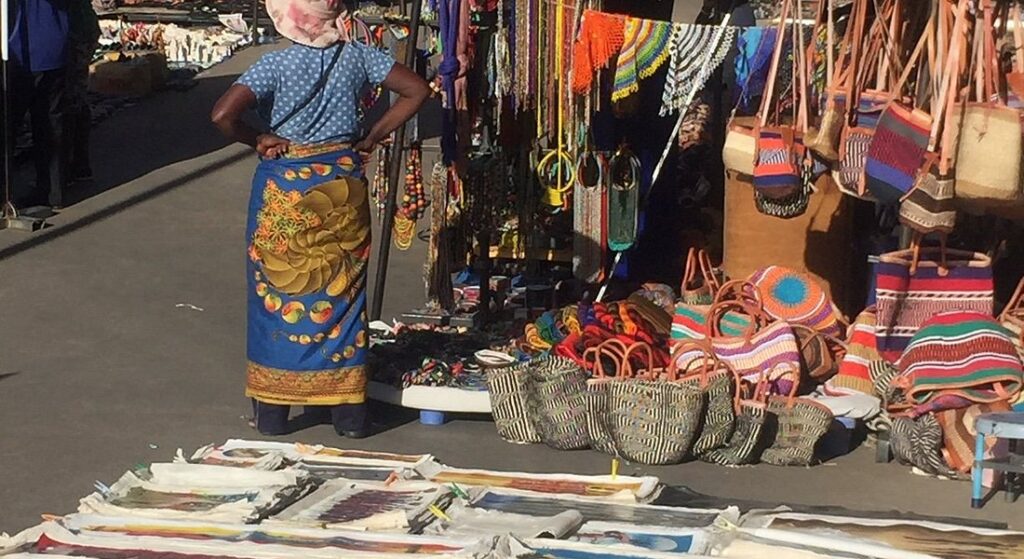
top-left (708, 308), bottom-right (801, 396)
top-left (753, 128), bottom-right (802, 199)
top-left (671, 305), bottom-right (751, 345)
top-left (874, 248), bottom-right (994, 363)
top-left (865, 103), bottom-right (932, 204)
top-left (896, 311), bottom-right (1023, 416)
top-left (899, 167), bottom-right (956, 235)
top-left (826, 307), bottom-right (880, 395)
top-left (837, 91), bottom-right (890, 199)
top-left (890, 414), bottom-right (958, 477)
top-left (486, 362), bottom-right (542, 444)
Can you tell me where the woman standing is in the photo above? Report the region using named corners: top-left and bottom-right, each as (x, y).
top-left (211, 0), bottom-right (430, 437)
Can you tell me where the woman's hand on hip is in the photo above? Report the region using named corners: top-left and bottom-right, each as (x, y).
top-left (257, 134), bottom-right (291, 159)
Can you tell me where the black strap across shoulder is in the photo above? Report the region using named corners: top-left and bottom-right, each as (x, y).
top-left (270, 43), bottom-right (345, 132)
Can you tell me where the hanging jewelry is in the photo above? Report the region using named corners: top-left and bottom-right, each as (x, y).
top-left (394, 143), bottom-right (427, 251)
top-left (371, 142), bottom-right (391, 218)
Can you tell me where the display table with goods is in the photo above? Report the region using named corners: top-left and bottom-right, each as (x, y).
top-left (4, 438), bottom-right (1024, 558)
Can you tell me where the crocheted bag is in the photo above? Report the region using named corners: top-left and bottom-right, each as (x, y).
top-left (748, 265), bottom-right (842, 336)
top-left (895, 311), bottom-right (1023, 416)
top-left (874, 247), bottom-right (994, 362)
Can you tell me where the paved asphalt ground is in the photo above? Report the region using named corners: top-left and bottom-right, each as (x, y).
top-left (1, 45), bottom-right (1020, 534)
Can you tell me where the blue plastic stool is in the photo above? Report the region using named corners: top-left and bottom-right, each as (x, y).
top-left (971, 412), bottom-right (1024, 508)
top-left (419, 410), bottom-right (447, 425)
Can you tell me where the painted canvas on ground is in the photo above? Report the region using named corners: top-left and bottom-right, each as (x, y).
top-left (417, 462), bottom-right (660, 500)
top-left (573, 522), bottom-right (710, 554)
top-left (268, 480), bottom-right (446, 531)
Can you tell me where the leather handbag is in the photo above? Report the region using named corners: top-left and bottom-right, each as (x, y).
top-left (874, 246), bottom-right (994, 363)
top-left (792, 324), bottom-right (845, 384)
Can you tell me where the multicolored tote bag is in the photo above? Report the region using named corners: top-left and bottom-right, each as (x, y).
top-left (707, 299), bottom-right (801, 396)
top-left (865, 102), bottom-right (932, 204)
top-left (899, 164), bottom-right (956, 235)
top-left (896, 311), bottom-right (1023, 416)
top-left (874, 248), bottom-right (994, 363)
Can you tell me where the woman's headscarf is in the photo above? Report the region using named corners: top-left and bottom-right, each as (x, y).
top-left (265, 0), bottom-right (348, 48)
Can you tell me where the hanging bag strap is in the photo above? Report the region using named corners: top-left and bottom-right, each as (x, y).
top-left (757, 0), bottom-right (793, 129)
top-left (271, 43), bottom-right (346, 132)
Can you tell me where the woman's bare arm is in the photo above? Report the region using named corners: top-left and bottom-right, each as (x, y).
top-left (211, 84), bottom-right (290, 158)
top-left (355, 63), bottom-right (431, 152)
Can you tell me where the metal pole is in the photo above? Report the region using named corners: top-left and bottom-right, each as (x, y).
top-left (370, 0), bottom-right (423, 320)
top-left (251, 0), bottom-right (259, 43)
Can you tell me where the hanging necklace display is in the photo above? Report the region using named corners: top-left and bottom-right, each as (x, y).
top-left (659, 22), bottom-right (738, 116)
top-left (606, 146), bottom-right (640, 253)
top-left (372, 142), bottom-right (392, 218)
top-left (537, 0), bottom-right (572, 211)
top-left (393, 143), bottom-right (426, 251)
top-left (573, 149), bottom-right (608, 283)
top-left (425, 162), bottom-right (455, 312)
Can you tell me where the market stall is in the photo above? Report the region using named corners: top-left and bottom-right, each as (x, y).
top-left (349, 0), bottom-right (1024, 498)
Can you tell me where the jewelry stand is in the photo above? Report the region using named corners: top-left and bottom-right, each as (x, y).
top-left (0, 0), bottom-right (45, 232)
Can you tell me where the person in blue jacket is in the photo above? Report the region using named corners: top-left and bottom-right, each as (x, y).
top-left (6, 0), bottom-right (69, 209)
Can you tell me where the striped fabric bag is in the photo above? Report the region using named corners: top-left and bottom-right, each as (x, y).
top-left (705, 299), bottom-right (801, 396)
top-left (896, 311), bottom-right (1023, 415)
top-left (864, 103), bottom-right (932, 204)
top-left (826, 308), bottom-right (881, 396)
top-left (753, 128), bottom-right (802, 199)
top-left (836, 92), bottom-right (889, 199)
top-left (874, 248), bottom-right (994, 363)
